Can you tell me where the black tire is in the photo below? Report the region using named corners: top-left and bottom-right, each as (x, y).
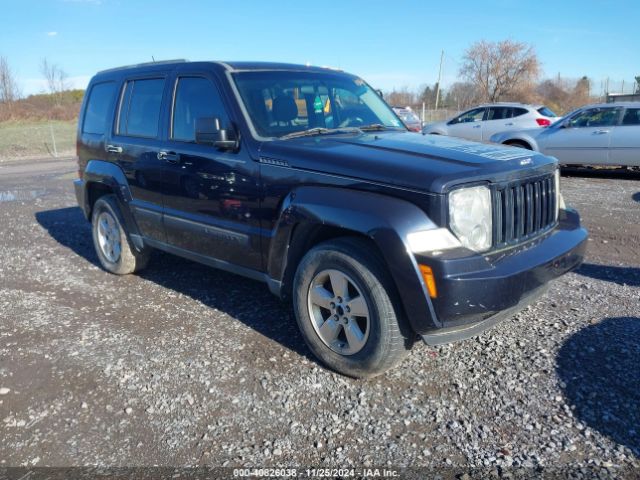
top-left (292, 237), bottom-right (414, 378)
top-left (91, 194), bottom-right (150, 275)
top-left (505, 140), bottom-right (532, 150)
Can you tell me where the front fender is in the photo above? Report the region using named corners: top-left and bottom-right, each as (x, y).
top-left (268, 186), bottom-right (442, 334)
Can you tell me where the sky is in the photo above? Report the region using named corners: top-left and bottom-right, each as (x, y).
top-left (2, 0), bottom-right (638, 96)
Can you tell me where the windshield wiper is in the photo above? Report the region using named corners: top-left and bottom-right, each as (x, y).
top-left (360, 123), bottom-right (395, 132)
top-left (280, 127), bottom-right (362, 140)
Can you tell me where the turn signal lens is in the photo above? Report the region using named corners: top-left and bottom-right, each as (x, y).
top-left (419, 264), bottom-right (437, 298)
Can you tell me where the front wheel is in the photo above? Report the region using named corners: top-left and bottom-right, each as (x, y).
top-left (293, 238), bottom-right (414, 378)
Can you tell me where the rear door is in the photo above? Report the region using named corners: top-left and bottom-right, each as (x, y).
top-left (482, 106), bottom-right (514, 139)
top-left (609, 107), bottom-right (640, 167)
top-left (158, 70), bottom-right (262, 270)
top-left (108, 74), bottom-right (171, 241)
top-left (445, 107), bottom-right (485, 141)
top-left (540, 107), bottom-right (621, 165)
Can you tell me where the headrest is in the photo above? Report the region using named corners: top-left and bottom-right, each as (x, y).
top-left (272, 95), bottom-right (298, 122)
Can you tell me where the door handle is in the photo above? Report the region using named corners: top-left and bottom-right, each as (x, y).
top-left (473, 124), bottom-right (481, 128)
top-left (157, 151), bottom-right (180, 163)
top-left (592, 129), bottom-right (610, 135)
top-left (106, 144), bottom-right (123, 154)
top-left (505, 122), bottom-right (514, 126)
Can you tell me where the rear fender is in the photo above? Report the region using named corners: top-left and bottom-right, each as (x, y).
top-left (81, 160), bottom-right (144, 249)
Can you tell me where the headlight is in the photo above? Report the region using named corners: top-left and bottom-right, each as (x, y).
top-left (449, 185), bottom-right (492, 252)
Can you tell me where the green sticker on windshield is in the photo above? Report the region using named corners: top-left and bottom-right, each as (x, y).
top-left (313, 96), bottom-right (323, 114)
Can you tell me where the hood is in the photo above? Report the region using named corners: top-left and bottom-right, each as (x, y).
top-left (258, 131), bottom-right (557, 193)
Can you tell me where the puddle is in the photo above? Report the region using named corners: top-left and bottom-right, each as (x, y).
top-left (0, 189), bottom-right (46, 202)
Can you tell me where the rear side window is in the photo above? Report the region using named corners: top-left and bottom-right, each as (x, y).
top-left (82, 82), bottom-right (116, 135)
top-left (512, 107), bottom-right (529, 117)
top-left (537, 106), bottom-right (557, 117)
top-left (486, 107), bottom-right (510, 120)
top-left (117, 78), bottom-right (165, 138)
top-left (622, 108), bottom-right (640, 126)
top-left (172, 77), bottom-right (229, 142)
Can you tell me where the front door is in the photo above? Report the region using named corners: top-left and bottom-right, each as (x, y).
top-left (446, 107), bottom-right (485, 141)
top-left (159, 73), bottom-right (262, 271)
top-left (540, 107), bottom-right (621, 165)
top-left (609, 107), bottom-right (640, 167)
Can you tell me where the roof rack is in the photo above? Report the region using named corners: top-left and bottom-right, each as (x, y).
top-left (97, 59), bottom-right (188, 75)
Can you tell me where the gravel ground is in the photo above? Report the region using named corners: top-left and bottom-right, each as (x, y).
top-left (0, 159), bottom-right (638, 475)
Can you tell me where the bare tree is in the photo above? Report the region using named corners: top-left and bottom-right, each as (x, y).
top-left (384, 86), bottom-right (418, 107)
top-left (460, 40), bottom-right (540, 102)
top-left (40, 58), bottom-right (70, 105)
top-left (444, 82), bottom-right (482, 110)
top-left (0, 56), bottom-right (21, 104)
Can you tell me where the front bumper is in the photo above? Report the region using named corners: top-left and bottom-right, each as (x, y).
top-left (417, 208), bottom-right (587, 344)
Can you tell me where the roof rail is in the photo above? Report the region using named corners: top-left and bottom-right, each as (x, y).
top-left (97, 59), bottom-right (188, 75)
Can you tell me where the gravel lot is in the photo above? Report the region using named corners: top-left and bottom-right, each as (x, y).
top-left (0, 158), bottom-right (638, 475)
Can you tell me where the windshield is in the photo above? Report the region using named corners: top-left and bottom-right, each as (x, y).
top-left (233, 70), bottom-right (404, 138)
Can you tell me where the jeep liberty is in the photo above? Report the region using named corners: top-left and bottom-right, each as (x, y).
top-left (74, 61), bottom-right (588, 377)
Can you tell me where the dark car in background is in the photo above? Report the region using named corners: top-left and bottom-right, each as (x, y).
top-left (74, 60), bottom-right (587, 377)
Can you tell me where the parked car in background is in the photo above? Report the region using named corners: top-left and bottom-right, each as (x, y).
top-left (423, 103), bottom-right (558, 141)
top-left (392, 106), bottom-right (422, 132)
top-left (490, 103), bottom-right (640, 167)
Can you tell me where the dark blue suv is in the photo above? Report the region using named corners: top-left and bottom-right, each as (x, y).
top-left (74, 60), bottom-right (587, 377)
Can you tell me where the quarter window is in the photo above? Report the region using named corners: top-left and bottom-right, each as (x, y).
top-left (82, 82), bottom-right (116, 135)
top-left (117, 78), bottom-right (165, 138)
top-left (512, 107), bottom-right (529, 117)
top-left (172, 77), bottom-right (229, 142)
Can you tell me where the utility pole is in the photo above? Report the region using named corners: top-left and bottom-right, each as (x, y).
top-left (434, 50), bottom-right (444, 111)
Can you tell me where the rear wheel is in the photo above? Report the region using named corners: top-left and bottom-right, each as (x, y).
top-left (293, 237), bottom-right (414, 378)
top-left (91, 194), bottom-right (150, 275)
top-left (505, 140), bottom-right (532, 150)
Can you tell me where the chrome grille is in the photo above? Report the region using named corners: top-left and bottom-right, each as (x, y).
top-left (493, 174), bottom-right (557, 247)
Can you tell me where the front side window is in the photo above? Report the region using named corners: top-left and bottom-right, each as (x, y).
top-left (622, 108), bottom-right (640, 126)
top-left (568, 108), bottom-right (621, 128)
top-left (451, 107), bottom-right (485, 125)
top-left (83, 82), bottom-right (116, 135)
top-left (172, 77), bottom-right (229, 142)
top-left (233, 71), bottom-right (402, 138)
top-left (117, 78), bottom-right (165, 138)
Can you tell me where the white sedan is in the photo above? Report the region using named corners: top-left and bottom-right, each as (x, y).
top-left (490, 103), bottom-right (640, 167)
top-left (423, 103), bottom-right (558, 141)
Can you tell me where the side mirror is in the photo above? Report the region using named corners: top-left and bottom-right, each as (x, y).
top-left (195, 117), bottom-right (238, 150)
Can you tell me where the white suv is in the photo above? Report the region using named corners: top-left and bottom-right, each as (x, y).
top-left (423, 103), bottom-right (558, 141)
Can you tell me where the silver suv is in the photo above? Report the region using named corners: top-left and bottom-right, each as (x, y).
top-left (423, 103), bottom-right (558, 141)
